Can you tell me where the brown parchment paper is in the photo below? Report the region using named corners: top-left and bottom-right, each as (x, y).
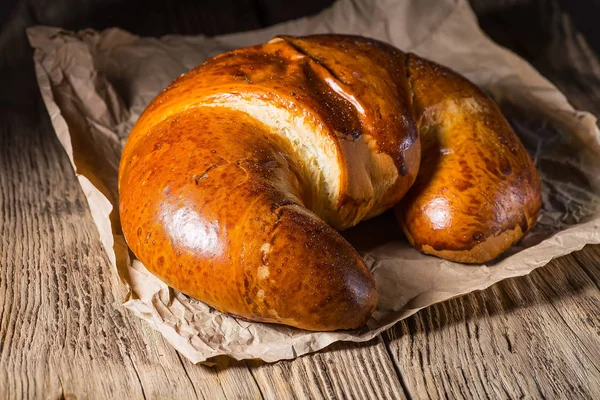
top-left (28, 0), bottom-right (600, 363)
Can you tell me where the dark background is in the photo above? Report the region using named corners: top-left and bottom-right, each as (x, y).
top-left (1, 0), bottom-right (599, 122)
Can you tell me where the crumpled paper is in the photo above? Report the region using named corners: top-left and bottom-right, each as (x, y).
top-left (28, 0), bottom-right (600, 363)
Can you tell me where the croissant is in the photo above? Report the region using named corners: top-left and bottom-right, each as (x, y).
top-left (118, 35), bottom-right (541, 331)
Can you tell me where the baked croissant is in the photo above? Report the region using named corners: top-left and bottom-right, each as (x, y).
top-left (118, 35), bottom-right (541, 331)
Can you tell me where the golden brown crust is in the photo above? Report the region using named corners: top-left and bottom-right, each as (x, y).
top-left (119, 35), bottom-right (542, 331)
top-left (395, 54), bottom-right (542, 263)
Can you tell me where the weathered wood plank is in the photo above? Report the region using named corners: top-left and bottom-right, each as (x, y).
top-left (205, 357), bottom-right (264, 399)
top-left (248, 337), bottom-right (408, 400)
top-left (384, 254), bottom-right (600, 399)
top-left (533, 252), bottom-right (600, 371)
top-left (1, 109), bottom-right (142, 399)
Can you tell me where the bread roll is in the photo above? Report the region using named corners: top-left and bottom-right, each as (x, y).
top-left (119, 34), bottom-right (541, 330)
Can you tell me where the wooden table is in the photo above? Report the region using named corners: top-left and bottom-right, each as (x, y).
top-left (1, 0), bottom-right (599, 398)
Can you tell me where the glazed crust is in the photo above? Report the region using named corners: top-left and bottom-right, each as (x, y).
top-left (395, 54), bottom-right (542, 263)
top-left (119, 35), bottom-right (542, 331)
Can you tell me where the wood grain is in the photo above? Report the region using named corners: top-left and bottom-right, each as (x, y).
top-left (1, 0), bottom-right (599, 399)
top-left (384, 249), bottom-right (600, 399)
top-left (247, 338), bottom-right (407, 399)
